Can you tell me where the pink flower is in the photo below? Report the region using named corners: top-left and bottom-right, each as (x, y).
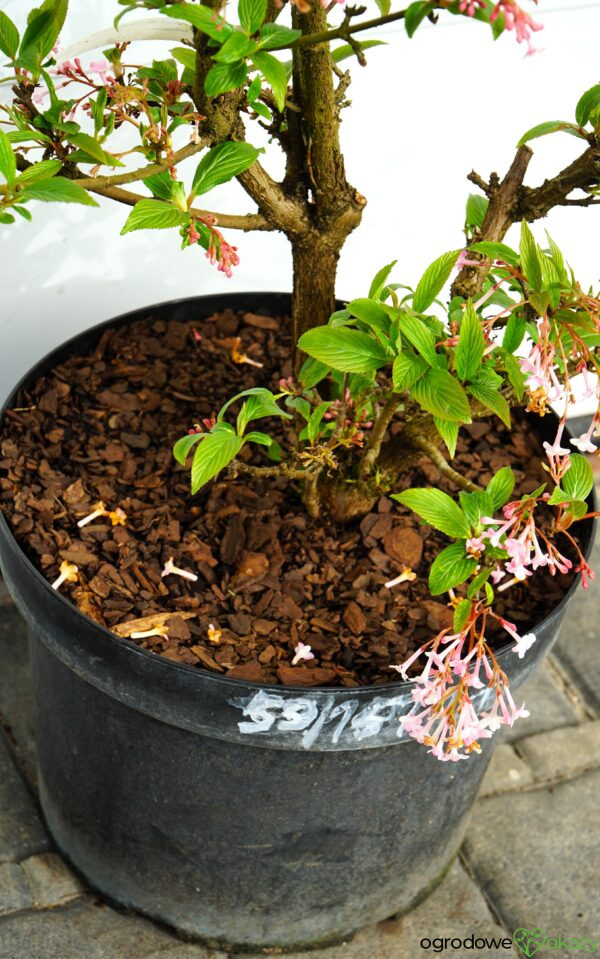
top-left (456, 249), bottom-right (481, 269)
top-left (458, 0), bottom-right (486, 14)
top-left (505, 537), bottom-right (532, 580)
top-left (466, 536), bottom-right (485, 558)
top-left (575, 559), bottom-right (595, 590)
top-left (543, 419), bottom-right (571, 462)
top-left (571, 420), bottom-right (597, 454)
top-left (490, 0), bottom-right (543, 54)
top-left (88, 59), bottom-right (110, 82)
top-left (292, 642), bottom-right (314, 665)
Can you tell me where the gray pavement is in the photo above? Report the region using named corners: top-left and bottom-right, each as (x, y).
top-left (0, 538), bottom-right (599, 959)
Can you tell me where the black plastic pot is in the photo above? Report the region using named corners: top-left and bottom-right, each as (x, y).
top-left (0, 294), bottom-right (595, 950)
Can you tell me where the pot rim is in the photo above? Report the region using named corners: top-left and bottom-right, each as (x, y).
top-left (0, 292), bottom-right (596, 698)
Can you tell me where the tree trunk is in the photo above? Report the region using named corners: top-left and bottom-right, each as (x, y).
top-left (291, 232), bottom-right (341, 352)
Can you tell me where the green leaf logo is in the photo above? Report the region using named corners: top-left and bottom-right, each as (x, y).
top-left (513, 928), bottom-right (545, 957)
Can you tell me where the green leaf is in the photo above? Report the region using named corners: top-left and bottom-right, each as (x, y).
top-left (412, 249), bottom-right (460, 313)
top-left (455, 300), bottom-right (485, 381)
top-left (239, 0), bottom-right (267, 34)
top-left (517, 120), bottom-right (585, 146)
top-left (143, 171), bottom-right (174, 201)
top-left (170, 46), bottom-right (197, 72)
top-left (120, 199), bottom-right (186, 234)
top-left (412, 368), bottom-right (472, 423)
top-left (502, 312), bottom-right (526, 354)
top-left (192, 141), bottom-right (260, 197)
top-left (173, 432), bottom-right (203, 465)
top-left (404, 0), bottom-right (430, 37)
top-left (501, 351), bottom-right (525, 401)
top-left (191, 431), bottom-right (244, 493)
top-left (68, 132), bottom-right (124, 167)
top-left (245, 431), bottom-right (273, 447)
top-left (575, 84), bottom-right (600, 127)
top-left (429, 542), bottom-right (478, 595)
top-left (213, 32), bottom-right (257, 63)
top-left (467, 372), bottom-right (511, 428)
top-left (434, 417), bottom-right (459, 459)
top-left (465, 193), bottom-right (488, 228)
top-left (392, 353), bottom-right (428, 391)
top-left (19, 0), bottom-right (67, 71)
top-left (467, 567), bottom-right (493, 599)
top-left (469, 240), bottom-right (519, 267)
top-left (15, 159), bottom-right (62, 185)
top-left (486, 467), bottom-right (515, 511)
top-left (162, 3), bottom-right (233, 43)
top-left (398, 312), bottom-right (438, 366)
top-left (393, 488), bottom-right (470, 539)
top-left (347, 298), bottom-right (391, 333)
top-left (459, 490), bottom-right (493, 528)
top-left (252, 51), bottom-right (287, 111)
top-left (562, 453), bottom-right (594, 502)
top-left (520, 220), bottom-right (543, 292)
top-left (331, 39), bottom-right (386, 63)
top-left (299, 356), bottom-right (329, 389)
top-left (236, 389), bottom-right (291, 435)
top-left (368, 260), bottom-right (397, 300)
top-left (375, 0), bottom-right (391, 14)
top-left (258, 23), bottom-right (301, 49)
top-left (20, 177), bottom-right (99, 206)
top-left (205, 60), bottom-right (248, 97)
top-left (298, 327), bottom-right (390, 375)
top-left (0, 10), bottom-right (19, 59)
top-left (453, 598), bottom-right (472, 633)
top-left (306, 401), bottom-right (331, 444)
top-left (0, 129), bottom-right (17, 189)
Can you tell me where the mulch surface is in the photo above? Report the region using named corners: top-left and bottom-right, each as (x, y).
top-left (0, 307), bottom-right (576, 687)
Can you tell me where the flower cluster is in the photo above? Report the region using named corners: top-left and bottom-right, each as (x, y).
top-left (392, 607), bottom-right (533, 761)
top-left (491, 0), bottom-right (543, 54)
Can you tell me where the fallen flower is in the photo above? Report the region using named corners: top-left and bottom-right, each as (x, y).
top-left (207, 623), bottom-right (222, 644)
top-left (161, 556), bottom-right (199, 582)
top-left (292, 642), bottom-right (315, 665)
top-left (385, 567), bottom-right (417, 589)
top-left (130, 624), bottom-right (169, 640)
top-left (109, 508), bottom-right (127, 526)
top-left (52, 561), bottom-right (79, 591)
top-left (77, 501), bottom-right (107, 527)
top-left (231, 337), bottom-right (263, 368)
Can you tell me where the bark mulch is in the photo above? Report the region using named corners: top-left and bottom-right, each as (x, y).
top-left (0, 307), bottom-right (575, 687)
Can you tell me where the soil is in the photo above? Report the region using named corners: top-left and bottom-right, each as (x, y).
top-left (0, 306), bottom-right (577, 687)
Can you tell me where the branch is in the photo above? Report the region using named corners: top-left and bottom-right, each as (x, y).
top-left (227, 461), bottom-right (313, 481)
top-left (411, 436), bottom-right (482, 493)
top-left (270, 6), bottom-right (414, 51)
top-left (86, 183), bottom-right (274, 231)
top-left (236, 163), bottom-right (309, 234)
top-left (72, 139), bottom-right (209, 191)
top-left (359, 393), bottom-right (399, 478)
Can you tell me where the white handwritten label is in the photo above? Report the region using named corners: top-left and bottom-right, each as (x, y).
top-left (232, 690), bottom-right (412, 749)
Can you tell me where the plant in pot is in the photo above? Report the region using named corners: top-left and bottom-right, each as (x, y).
top-left (0, 0), bottom-right (599, 949)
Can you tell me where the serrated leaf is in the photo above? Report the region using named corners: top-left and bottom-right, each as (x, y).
top-left (429, 542), bottom-right (478, 595)
top-left (468, 375), bottom-right (511, 429)
top-left (0, 10), bottom-right (19, 59)
top-left (392, 353), bottom-right (428, 391)
top-left (520, 220), bottom-right (543, 292)
top-left (331, 39), bottom-right (386, 63)
top-left (412, 249), bottom-right (460, 313)
top-left (258, 23), bottom-right (301, 50)
top-left (69, 132), bottom-right (124, 167)
top-left (455, 300), bottom-right (485, 381)
top-left (465, 193), bottom-right (488, 228)
top-left (252, 51), bottom-right (287, 111)
top-left (205, 60), bottom-right (248, 97)
top-left (467, 567), bottom-right (493, 599)
top-left (486, 467), bottom-right (515, 511)
top-left (239, 0), bottom-right (267, 34)
top-left (245, 430), bottom-right (273, 447)
top-left (469, 240), bottom-right (519, 267)
top-left (306, 401), bottom-right (331, 444)
top-left (562, 453), bottom-right (594, 502)
top-left (434, 417), bottom-right (459, 459)
top-left (412, 368), bottom-right (472, 423)
top-left (299, 356), bottom-right (329, 389)
top-left (20, 177), bottom-right (98, 206)
top-left (143, 171), bottom-right (174, 201)
top-left (517, 120), bottom-right (585, 146)
top-left (404, 0), bottom-right (430, 37)
top-left (368, 260), bottom-right (397, 300)
top-left (454, 598), bottom-right (472, 632)
top-left (502, 312), bottom-right (526, 353)
top-left (0, 129), bottom-right (17, 189)
top-left (191, 431), bottom-right (244, 493)
top-left (575, 84), bottom-right (600, 127)
top-left (170, 46), bottom-right (196, 72)
top-left (375, 0), bottom-right (391, 13)
top-left (173, 432), bottom-right (204, 465)
top-left (15, 159), bottom-right (62, 185)
top-left (213, 32), bottom-right (257, 63)
top-left (120, 199), bottom-right (186, 234)
top-left (398, 311), bottom-right (438, 366)
top-left (162, 3), bottom-right (233, 43)
top-left (393, 488), bottom-right (470, 539)
top-left (501, 351), bottom-right (525, 401)
top-left (347, 298), bottom-right (391, 333)
top-left (298, 327), bottom-right (389, 375)
top-left (192, 141), bottom-right (260, 196)
top-left (236, 389), bottom-right (291, 435)
top-left (459, 490), bottom-right (493, 528)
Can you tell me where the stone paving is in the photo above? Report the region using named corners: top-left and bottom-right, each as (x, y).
top-left (0, 543), bottom-right (599, 959)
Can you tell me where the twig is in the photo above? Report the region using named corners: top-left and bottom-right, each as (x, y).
top-left (227, 461), bottom-right (312, 481)
top-left (72, 139), bottom-right (209, 191)
top-left (359, 393), bottom-right (399, 479)
top-left (412, 436), bottom-right (482, 493)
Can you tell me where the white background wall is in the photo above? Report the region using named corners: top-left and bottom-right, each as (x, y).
top-left (1, 0), bottom-right (599, 408)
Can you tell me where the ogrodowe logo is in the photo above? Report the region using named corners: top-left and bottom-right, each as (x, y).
top-left (513, 928), bottom-right (600, 956)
